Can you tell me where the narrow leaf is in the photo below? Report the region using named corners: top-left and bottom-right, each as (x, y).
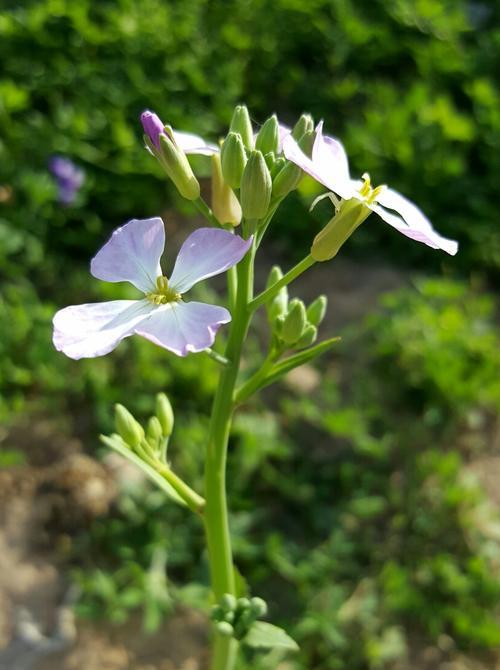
top-left (244, 621), bottom-right (299, 651)
top-left (100, 434), bottom-right (186, 506)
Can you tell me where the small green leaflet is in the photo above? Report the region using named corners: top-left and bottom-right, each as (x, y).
top-left (243, 622), bottom-right (299, 651)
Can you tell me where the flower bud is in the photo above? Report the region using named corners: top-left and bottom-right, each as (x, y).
top-left (211, 153), bottom-right (242, 226)
top-left (311, 200), bottom-right (371, 261)
top-left (215, 621), bottom-right (234, 637)
top-left (296, 324), bottom-right (318, 349)
top-left (221, 132), bottom-right (247, 189)
top-left (292, 113), bottom-right (314, 140)
top-left (272, 129), bottom-right (314, 197)
top-left (141, 111), bottom-right (200, 200)
top-left (265, 266), bottom-right (288, 322)
top-left (158, 129), bottom-right (200, 200)
top-left (114, 404), bottom-right (144, 449)
top-left (240, 150), bottom-right (272, 220)
top-left (255, 115), bottom-right (279, 155)
top-left (229, 104), bottom-right (254, 151)
top-left (221, 593), bottom-right (237, 612)
top-left (281, 299), bottom-right (307, 345)
top-left (249, 597), bottom-right (268, 618)
top-left (236, 597), bottom-right (251, 611)
top-left (146, 416), bottom-right (163, 448)
top-left (264, 152), bottom-right (276, 172)
top-left (306, 295), bottom-right (328, 327)
top-left (156, 393), bottom-right (174, 437)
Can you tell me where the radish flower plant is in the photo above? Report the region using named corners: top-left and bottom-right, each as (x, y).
top-left (53, 104), bottom-right (458, 670)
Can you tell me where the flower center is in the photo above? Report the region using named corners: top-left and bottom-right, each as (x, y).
top-left (146, 276), bottom-right (182, 305)
top-left (358, 173), bottom-right (386, 205)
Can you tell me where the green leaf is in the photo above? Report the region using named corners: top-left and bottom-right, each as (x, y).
top-left (258, 337), bottom-right (340, 395)
top-left (243, 621), bottom-right (299, 651)
top-left (100, 434), bottom-right (186, 507)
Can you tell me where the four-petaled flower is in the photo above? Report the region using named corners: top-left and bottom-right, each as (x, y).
top-left (283, 122), bottom-right (458, 255)
top-left (53, 218), bottom-right (252, 359)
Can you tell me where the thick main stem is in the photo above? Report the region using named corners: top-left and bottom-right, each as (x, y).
top-left (204, 242), bottom-right (254, 670)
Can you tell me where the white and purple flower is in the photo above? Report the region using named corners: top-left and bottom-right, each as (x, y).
top-left (49, 156), bottom-right (85, 206)
top-left (53, 218), bottom-right (252, 359)
top-left (283, 122), bottom-right (458, 255)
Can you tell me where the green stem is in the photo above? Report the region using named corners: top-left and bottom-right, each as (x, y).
top-left (194, 196), bottom-right (222, 227)
top-left (204, 239), bottom-right (255, 670)
top-left (249, 254), bottom-right (315, 312)
top-left (155, 463), bottom-right (206, 514)
top-left (233, 349), bottom-right (280, 405)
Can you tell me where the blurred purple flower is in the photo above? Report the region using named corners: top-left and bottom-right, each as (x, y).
top-left (49, 156), bottom-right (85, 205)
top-left (53, 217), bottom-right (252, 359)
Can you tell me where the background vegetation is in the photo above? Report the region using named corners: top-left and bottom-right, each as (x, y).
top-left (1, 1), bottom-right (499, 669)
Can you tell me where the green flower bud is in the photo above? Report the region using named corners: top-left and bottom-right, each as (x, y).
top-left (211, 153), bottom-right (242, 226)
top-left (306, 295), bottom-right (328, 327)
top-left (272, 130), bottom-right (313, 197)
top-left (157, 128), bottom-right (200, 200)
top-left (265, 266), bottom-right (288, 322)
top-left (215, 621), bottom-right (234, 637)
top-left (255, 115), bottom-right (279, 155)
top-left (236, 597), bottom-right (251, 612)
top-left (240, 150), bottom-right (272, 220)
top-left (156, 393), bottom-right (174, 437)
top-left (264, 151), bottom-right (276, 172)
top-left (271, 156), bottom-right (286, 177)
top-left (311, 200), bottom-right (371, 262)
top-left (272, 161), bottom-right (302, 198)
top-left (221, 593), bottom-right (237, 612)
top-left (281, 299), bottom-right (307, 345)
top-left (114, 404), bottom-right (144, 449)
top-left (211, 605), bottom-right (225, 622)
top-left (292, 113), bottom-right (314, 140)
top-left (221, 132), bottom-right (247, 189)
top-left (295, 324), bottom-right (318, 349)
top-left (223, 611), bottom-right (235, 624)
top-left (146, 416), bottom-right (163, 449)
top-left (249, 597), bottom-right (268, 618)
top-left (229, 104), bottom-right (254, 151)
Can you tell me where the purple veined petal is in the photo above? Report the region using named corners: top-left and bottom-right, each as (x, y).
top-left (91, 217), bottom-right (165, 293)
top-left (282, 130), bottom-right (354, 200)
top-left (373, 187), bottom-right (458, 255)
top-left (169, 228), bottom-right (252, 294)
top-left (135, 301), bottom-right (231, 356)
top-left (53, 299), bottom-right (155, 359)
top-left (173, 129), bottom-right (219, 156)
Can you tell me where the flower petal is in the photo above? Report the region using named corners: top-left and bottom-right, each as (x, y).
top-left (169, 228), bottom-right (252, 294)
top-left (173, 130), bottom-right (219, 156)
top-left (135, 301), bottom-right (230, 356)
top-left (373, 188), bottom-right (458, 255)
top-left (283, 122), bottom-right (354, 200)
top-left (53, 299), bottom-right (155, 359)
top-left (91, 217), bottom-right (165, 293)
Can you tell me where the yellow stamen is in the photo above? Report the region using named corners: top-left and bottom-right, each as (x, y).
top-left (358, 172), bottom-right (386, 205)
top-left (146, 276), bottom-right (182, 305)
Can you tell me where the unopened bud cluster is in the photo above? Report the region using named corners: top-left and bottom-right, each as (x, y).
top-left (113, 392), bottom-right (174, 462)
top-left (266, 265), bottom-right (327, 349)
top-left (211, 593), bottom-right (268, 640)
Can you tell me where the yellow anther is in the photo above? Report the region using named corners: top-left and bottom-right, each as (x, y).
top-left (146, 276), bottom-right (181, 305)
top-left (357, 173), bottom-right (385, 205)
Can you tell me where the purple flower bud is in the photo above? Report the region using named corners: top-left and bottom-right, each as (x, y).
top-left (141, 110), bottom-right (165, 149)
